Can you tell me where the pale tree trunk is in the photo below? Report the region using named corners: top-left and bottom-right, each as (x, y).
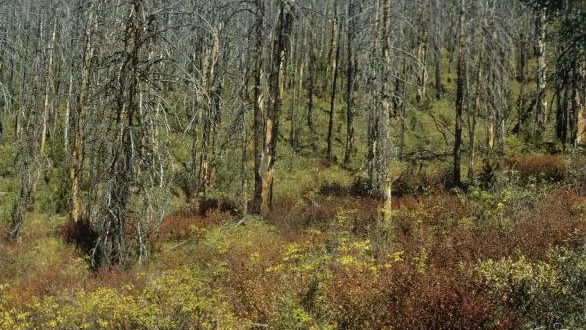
top-left (64, 73), bottom-right (73, 153)
top-left (574, 60), bottom-right (586, 146)
top-left (251, 0), bottom-right (265, 215)
top-left (323, 0), bottom-right (335, 96)
top-left (39, 19), bottom-right (57, 159)
top-left (326, 3), bottom-right (340, 161)
top-left (70, 2), bottom-right (96, 223)
top-left (380, 0), bottom-right (392, 220)
top-left (259, 1), bottom-right (295, 214)
top-left (241, 106), bottom-right (248, 216)
top-left (197, 37), bottom-right (220, 198)
top-left (187, 50), bottom-right (200, 205)
top-left (305, 20), bottom-right (315, 133)
top-left (535, 7), bottom-right (547, 134)
top-left (368, 0), bottom-right (392, 219)
top-left (415, 0), bottom-right (428, 102)
top-left (468, 50), bottom-right (482, 181)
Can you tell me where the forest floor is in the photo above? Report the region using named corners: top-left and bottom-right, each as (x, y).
top-left (0, 151), bottom-right (585, 329)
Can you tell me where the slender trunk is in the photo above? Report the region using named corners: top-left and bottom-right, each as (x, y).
top-left (241, 107), bottom-right (248, 216)
top-left (369, 0), bottom-right (392, 202)
top-left (197, 38), bottom-right (220, 198)
top-left (576, 61), bottom-right (586, 146)
top-left (415, 0), bottom-right (428, 102)
top-left (326, 9), bottom-right (340, 160)
top-left (344, 0), bottom-right (356, 165)
top-left (434, 41), bottom-right (443, 100)
top-left (487, 109), bottom-right (495, 150)
top-left (187, 53), bottom-right (200, 205)
top-left (395, 60), bottom-right (407, 160)
top-left (9, 156), bottom-right (32, 241)
top-left (70, 4), bottom-right (95, 223)
top-left (260, 1), bottom-right (295, 214)
top-left (290, 33), bottom-right (303, 151)
top-left (40, 19), bottom-right (57, 159)
top-left (453, 0), bottom-right (466, 187)
top-left (555, 59), bottom-right (568, 144)
top-left (468, 51), bottom-right (482, 181)
top-left (65, 74), bottom-right (73, 153)
top-left (251, 0), bottom-right (265, 215)
top-left (535, 7), bottom-right (547, 133)
top-left (306, 25), bottom-right (315, 133)
top-left (323, 4), bottom-right (336, 96)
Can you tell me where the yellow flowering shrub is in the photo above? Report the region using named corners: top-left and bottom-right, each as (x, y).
top-left (0, 284), bottom-right (31, 330)
top-left (1, 267), bottom-right (243, 330)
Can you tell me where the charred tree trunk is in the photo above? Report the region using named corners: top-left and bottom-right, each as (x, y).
top-left (453, 0), bottom-right (466, 187)
top-left (251, 0), bottom-right (265, 215)
top-left (94, 0), bottom-right (144, 267)
top-left (343, 0), bottom-right (356, 166)
top-left (368, 0), bottom-right (392, 208)
top-left (197, 38), bottom-right (221, 198)
top-left (259, 1), bottom-right (294, 214)
top-left (70, 1), bottom-right (96, 224)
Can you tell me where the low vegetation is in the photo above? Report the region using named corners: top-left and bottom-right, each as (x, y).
top-left (0, 155), bottom-right (585, 329)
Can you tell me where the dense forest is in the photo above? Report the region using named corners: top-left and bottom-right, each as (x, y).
top-left (0, 0), bottom-right (585, 329)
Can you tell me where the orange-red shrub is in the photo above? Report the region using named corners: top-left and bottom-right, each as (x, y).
top-left (59, 219), bottom-right (98, 254)
top-left (504, 155), bottom-right (568, 182)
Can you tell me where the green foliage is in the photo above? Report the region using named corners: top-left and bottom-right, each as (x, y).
top-left (467, 187), bottom-right (509, 225)
top-left (0, 143), bottom-right (15, 177)
top-left (475, 248), bottom-right (586, 328)
top-left (1, 268), bottom-right (243, 330)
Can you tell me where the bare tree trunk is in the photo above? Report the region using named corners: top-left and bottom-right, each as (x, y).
top-left (468, 50), bottom-right (482, 181)
top-left (251, 0), bottom-right (265, 215)
top-left (306, 24), bottom-right (315, 133)
top-left (39, 19), bottom-right (57, 159)
top-left (9, 156), bottom-right (33, 241)
top-left (9, 77), bottom-right (38, 240)
top-left (576, 60), bottom-right (586, 146)
top-left (326, 4), bottom-right (340, 161)
top-left (394, 60), bottom-right (407, 160)
top-left (555, 58), bottom-right (569, 145)
top-left (453, 0), bottom-right (466, 187)
top-left (64, 73), bottom-right (73, 153)
top-left (241, 106), bottom-right (248, 216)
top-left (197, 37), bottom-right (220, 198)
top-left (260, 1), bottom-right (295, 214)
top-left (368, 0), bottom-right (392, 205)
top-left (344, 0), bottom-right (356, 165)
top-left (415, 0), bottom-right (428, 102)
top-left (434, 41), bottom-right (443, 100)
top-left (535, 7), bottom-right (547, 134)
top-left (96, 0), bottom-right (144, 267)
top-left (70, 2), bottom-right (96, 223)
